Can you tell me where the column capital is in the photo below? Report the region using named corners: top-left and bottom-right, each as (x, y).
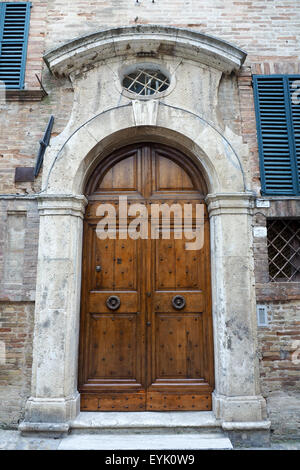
top-left (205, 192), bottom-right (255, 217)
top-left (37, 194), bottom-right (88, 218)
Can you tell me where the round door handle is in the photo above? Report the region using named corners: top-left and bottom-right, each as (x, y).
top-left (172, 295), bottom-right (186, 310)
top-left (146, 321), bottom-right (151, 326)
top-left (106, 295), bottom-right (121, 311)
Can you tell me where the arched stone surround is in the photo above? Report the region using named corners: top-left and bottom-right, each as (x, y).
top-left (20, 26), bottom-right (270, 435)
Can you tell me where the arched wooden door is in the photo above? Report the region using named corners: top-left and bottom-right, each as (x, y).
top-left (78, 143), bottom-right (214, 411)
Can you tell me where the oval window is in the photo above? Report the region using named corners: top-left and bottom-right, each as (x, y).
top-left (122, 67), bottom-right (170, 97)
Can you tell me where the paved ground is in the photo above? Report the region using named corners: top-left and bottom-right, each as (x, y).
top-left (0, 430), bottom-right (60, 450)
top-left (0, 430), bottom-right (300, 450)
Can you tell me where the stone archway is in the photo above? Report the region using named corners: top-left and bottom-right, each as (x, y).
top-left (21, 26), bottom-right (269, 435)
top-left (41, 104), bottom-right (246, 196)
top-left (22, 119), bottom-right (266, 433)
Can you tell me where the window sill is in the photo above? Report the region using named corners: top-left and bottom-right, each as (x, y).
top-left (260, 196), bottom-right (300, 200)
top-left (5, 89), bottom-right (47, 102)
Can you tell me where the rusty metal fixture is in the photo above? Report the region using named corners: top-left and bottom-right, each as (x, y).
top-left (172, 295), bottom-right (186, 310)
top-left (106, 295), bottom-right (121, 311)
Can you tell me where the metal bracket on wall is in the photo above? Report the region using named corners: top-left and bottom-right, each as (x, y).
top-left (34, 115), bottom-right (54, 177)
top-left (14, 116), bottom-right (54, 182)
top-left (35, 73), bottom-right (48, 98)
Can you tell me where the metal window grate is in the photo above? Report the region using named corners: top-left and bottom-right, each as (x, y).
top-left (267, 219), bottom-right (300, 282)
top-left (122, 68), bottom-right (170, 96)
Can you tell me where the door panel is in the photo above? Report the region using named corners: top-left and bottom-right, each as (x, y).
top-left (79, 143), bottom-right (214, 411)
top-left (89, 292), bottom-right (138, 313)
top-left (155, 237), bottom-right (202, 290)
top-left (92, 225), bottom-right (138, 291)
top-left (146, 223), bottom-right (212, 411)
top-left (154, 154), bottom-right (194, 191)
top-left (152, 292), bottom-right (204, 312)
top-left (99, 154), bottom-right (138, 191)
top-left (154, 313), bottom-right (203, 378)
top-left (88, 314), bottom-right (137, 379)
top-left (146, 392), bottom-right (212, 411)
top-left (79, 218), bottom-right (145, 410)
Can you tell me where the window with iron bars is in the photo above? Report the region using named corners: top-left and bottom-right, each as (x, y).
top-left (267, 219), bottom-right (300, 282)
top-left (122, 68), bottom-right (170, 97)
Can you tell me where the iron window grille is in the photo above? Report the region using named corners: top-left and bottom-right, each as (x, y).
top-left (0, 2), bottom-right (31, 90)
top-left (122, 68), bottom-right (170, 97)
top-left (253, 75), bottom-right (300, 196)
top-left (267, 219), bottom-right (300, 282)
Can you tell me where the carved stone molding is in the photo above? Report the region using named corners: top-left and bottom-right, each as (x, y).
top-left (44, 25), bottom-right (247, 77)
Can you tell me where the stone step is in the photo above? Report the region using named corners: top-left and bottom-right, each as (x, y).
top-left (70, 411), bottom-right (221, 434)
top-left (58, 432), bottom-right (233, 450)
top-left (65, 411), bottom-right (232, 449)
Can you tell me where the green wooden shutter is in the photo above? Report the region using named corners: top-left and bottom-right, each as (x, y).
top-left (0, 2), bottom-right (31, 89)
top-left (253, 75), bottom-right (300, 195)
top-left (287, 77), bottom-right (300, 188)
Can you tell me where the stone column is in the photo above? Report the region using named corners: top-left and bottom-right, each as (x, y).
top-left (206, 193), bottom-right (269, 427)
top-left (20, 195), bottom-right (87, 434)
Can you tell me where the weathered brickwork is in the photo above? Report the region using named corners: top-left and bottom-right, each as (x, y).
top-left (0, 198), bottom-right (39, 301)
top-left (0, 302), bottom-right (34, 428)
top-left (0, 199), bottom-right (38, 427)
top-left (253, 200), bottom-right (300, 439)
top-left (44, 1), bottom-right (300, 60)
top-left (257, 301), bottom-right (300, 439)
top-left (0, 77), bottom-right (74, 194)
top-left (0, 0), bottom-right (299, 437)
top-left (253, 200), bottom-right (300, 301)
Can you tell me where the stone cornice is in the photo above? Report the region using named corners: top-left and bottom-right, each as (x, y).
top-left (44, 25), bottom-right (247, 77)
top-left (205, 192), bottom-right (255, 216)
top-left (37, 194), bottom-right (88, 218)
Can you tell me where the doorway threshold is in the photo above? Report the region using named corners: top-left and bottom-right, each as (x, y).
top-left (64, 412), bottom-right (232, 450)
top-left (70, 411), bottom-right (221, 433)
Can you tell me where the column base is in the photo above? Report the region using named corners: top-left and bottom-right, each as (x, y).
top-left (213, 392), bottom-right (271, 447)
top-left (222, 422), bottom-right (271, 448)
top-left (213, 392), bottom-right (267, 422)
top-left (19, 393), bottom-right (80, 436)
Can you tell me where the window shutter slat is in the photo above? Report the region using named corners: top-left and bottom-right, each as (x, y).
top-left (253, 75), bottom-right (300, 195)
top-left (288, 77), bottom-right (300, 190)
top-left (0, 2), bottom-right (31, 89)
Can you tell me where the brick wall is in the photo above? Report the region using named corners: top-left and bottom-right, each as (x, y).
top-left (257, 301), bottom-right (300, 439)
top-left (0, 302), bottom-right (34, 428)
top-left (253, 199), bottom-right (300, 439)
top-left (0, 75), bottom-right (74, 194)
top-left (0, 199), bottom-right (39, 301)
top-left (0, 0), bottom-right (299, 436)
top-left (44, 0), bottom-right (300, 63)
top-left (0, 199), bottom-right (38, 427)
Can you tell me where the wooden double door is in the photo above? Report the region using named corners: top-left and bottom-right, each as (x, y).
top-left (79, 143), bottom-right (214, 411)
